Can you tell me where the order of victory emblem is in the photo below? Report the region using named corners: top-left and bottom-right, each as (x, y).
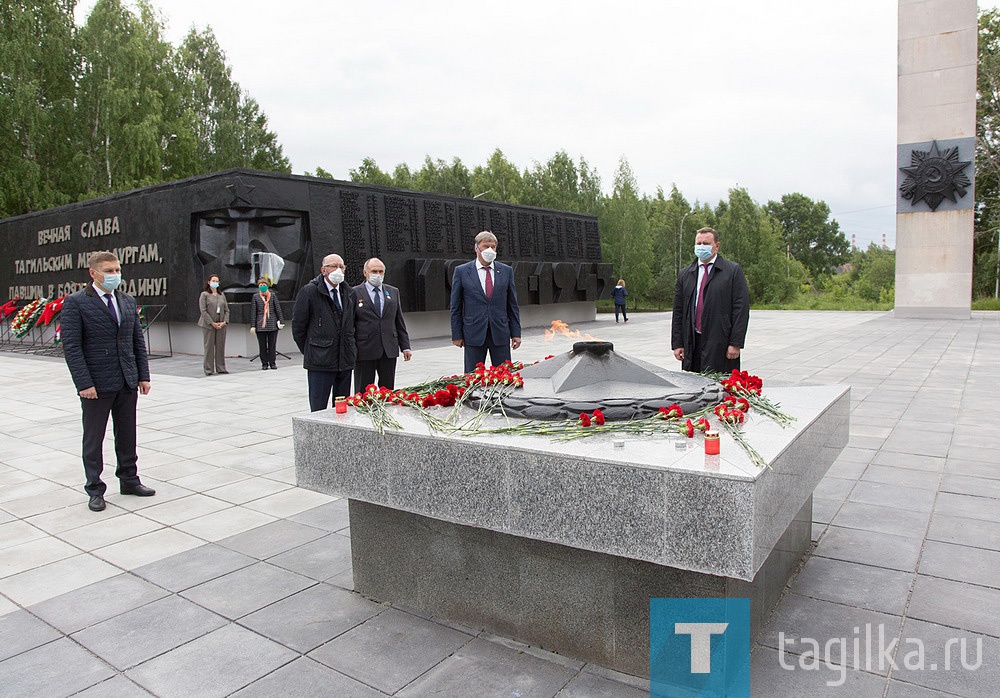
top-left (899, 140), bottom-right (972, 212)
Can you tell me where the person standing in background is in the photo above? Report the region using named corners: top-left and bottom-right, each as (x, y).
top-left (612, 279), bottom-right (628, 323)
top-left (250, 277), bottom-right (284, 370)
top-left (198, 275), bottom-right (229, 375)
top-left (353, 257), bottom-right (412, 391)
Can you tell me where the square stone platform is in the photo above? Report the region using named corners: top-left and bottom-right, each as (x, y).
top-left (294, 384), bottom-right (849, 675)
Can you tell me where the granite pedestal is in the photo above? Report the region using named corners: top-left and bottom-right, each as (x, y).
top-left (294, 384), bottom-right (849, 676)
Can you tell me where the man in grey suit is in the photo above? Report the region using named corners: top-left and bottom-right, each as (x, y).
top-left (352, 258), bottom-right (412, 391)
top-left (61, 251), bottom-right (155, 512)
top-left (450, 230), bottom-right (521, 373)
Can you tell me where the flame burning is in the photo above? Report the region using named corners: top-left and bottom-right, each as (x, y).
top-left (543, 320), bottom-right (602, 343)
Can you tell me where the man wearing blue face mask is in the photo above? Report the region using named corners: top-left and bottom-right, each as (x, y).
top-left (671, 227), bottom-right (750, 373)
top-left (61, 251), bottom-right (155, 512)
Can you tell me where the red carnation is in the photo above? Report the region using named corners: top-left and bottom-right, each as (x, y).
top-left (592, 409), bottom-right (605, 425)
top-left (579, 412), bottom-right (592, 427)
top-left (685, 419), bottom-right (695, 438)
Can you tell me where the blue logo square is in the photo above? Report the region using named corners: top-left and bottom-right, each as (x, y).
top-left (650, 598), bottom-right (751, 697)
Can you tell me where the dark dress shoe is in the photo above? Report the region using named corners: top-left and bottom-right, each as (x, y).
top-left (218, 370), bottom-right (229, 374)
top-left (269, 363), bottom-right (277, 370)
top-left (89, 495), bottom-right (106, 511)
top-left (262, 364), bottom-right (269, 370)
top-left (120, 483), bottom-right (156, 496)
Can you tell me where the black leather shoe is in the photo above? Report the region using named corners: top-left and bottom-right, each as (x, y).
top-left (89, 495), bottom-right (106, 511)
top-left (269, 363), bottom-right (277, 370)
top-left (120, 483), bottom-right (156, 496)
top-left (262, 364), bottom-right (269, 370)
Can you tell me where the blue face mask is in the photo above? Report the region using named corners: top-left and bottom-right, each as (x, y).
top-left (101, 273), bottom-right (122, 291)
top-left (694, 244), bottom-right (714, 261)
top-left (209, 281), bottom-right (219, 289)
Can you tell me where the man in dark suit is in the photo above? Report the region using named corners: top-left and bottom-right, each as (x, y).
top-left (292, 253), bottom-right (357, 411)
top-left (450, 230), bottom-right (522, 373)
top-left (61, 251), bottom-right (155, 512)
top-left (671, 227), bottom-right (750, 373)
top-left (352, 258), bottom-right (412, 391)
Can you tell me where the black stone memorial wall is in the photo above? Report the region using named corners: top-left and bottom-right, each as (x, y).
top-left (0, 169), bottom-right (612, 325)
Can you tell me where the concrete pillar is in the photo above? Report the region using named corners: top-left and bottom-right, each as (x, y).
top-left (896, 0), bottom-right (977, 318)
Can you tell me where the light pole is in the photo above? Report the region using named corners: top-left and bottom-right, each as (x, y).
top-left (677, 210), bottom-right (692, 275)
top-left (473, 190), bottom-right (492, 199)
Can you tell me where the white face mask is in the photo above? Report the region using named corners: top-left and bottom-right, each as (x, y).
top-left (327, 269), bottom-right (345, 285)
top-left (479, 247), bottom-right (497, 264)
top-left (367, 273), bottom-right (384, 287)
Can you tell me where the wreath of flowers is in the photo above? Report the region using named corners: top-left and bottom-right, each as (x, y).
top-left (343, 361), bottom-right (793, 469)
top-left (10, 298), bottom-right (48, 337)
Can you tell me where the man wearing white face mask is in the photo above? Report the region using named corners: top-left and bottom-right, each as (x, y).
top-left (292, 253), bottom-right (358, 411)
top-left (61, 251), bottom-right (155, 512)
top-left (450, 230), bottom-right (522, 373)
top-left (352, 257), bottom-right (412, 391)
top-left (671, 227), bottom-right (750, 373)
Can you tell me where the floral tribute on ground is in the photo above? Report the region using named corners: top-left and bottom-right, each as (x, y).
top-left (343, 360), bottom-right (793, 468)
top-left (10, 298), bottom-right (48, 338)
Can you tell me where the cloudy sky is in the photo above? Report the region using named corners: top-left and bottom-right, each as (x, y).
top-left (74, 1), bottom-right (998, 249)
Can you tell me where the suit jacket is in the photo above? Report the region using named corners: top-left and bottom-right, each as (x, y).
top-left (450, 260), bottom-right (521, 346)
top-left (249, 290), bottom-right (283, 331)
top-left (671, 255), bottom-right (750, 373)
top-left (61, 285), bottom-right (150, 394)
top-left (197, 291), bottom-right (229, 328)
top-left (292, 275), bottom-right (357, 372)
top-left (352, 282), bottom-right (410, 361)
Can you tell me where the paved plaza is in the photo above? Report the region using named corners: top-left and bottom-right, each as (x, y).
top-left (1, 310), bottom-right (998, 697)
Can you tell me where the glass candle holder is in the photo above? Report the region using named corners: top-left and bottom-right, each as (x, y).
top-left (335, 397), bottom-right (348, 414)
top-left (704, 430), bottom-right (720, 455)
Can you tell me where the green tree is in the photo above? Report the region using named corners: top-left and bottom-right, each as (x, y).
top-left (349, 157), bottom-right (393, 186)
top-left (764, 193), bottom-right (850, 279)
top-left (469, 148), bottom-right (524, 203)
top-left (75, 0), bottom-right (175, 195)
top-left (600, 158), bottom-right (653, 298)
top-left (717, 188), bottom-right (795, 304)
top-left (170, 26), bottom-right (289, 177)
top-left (0, 0), bottom-right (79, 216)
top-left (412, 156), bottom-right (470, 196)
top-left (850, 244), bottom-right (896, 302)
top-left (977, 8), bottom-right (1000, 298)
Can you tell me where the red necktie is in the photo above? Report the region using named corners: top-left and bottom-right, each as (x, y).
top-left (484, 267), bottom-right (493, 300)
top-left (694, 263), bottom-right (712, 333)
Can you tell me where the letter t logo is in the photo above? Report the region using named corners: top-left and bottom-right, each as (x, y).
top-left (674, 622), bottom-right (729, 673)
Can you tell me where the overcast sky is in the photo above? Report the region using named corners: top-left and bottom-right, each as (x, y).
top-left (74, 1), bottom-right (1000, 249)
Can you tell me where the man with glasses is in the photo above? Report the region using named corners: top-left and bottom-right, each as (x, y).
top-left (292, 254), bottom-right (357, 411)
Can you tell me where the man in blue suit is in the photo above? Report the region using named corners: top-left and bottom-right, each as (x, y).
top-left (61, 251), bottom-right (155, 512)
top-left (450, 231), bottom-right (522, 373)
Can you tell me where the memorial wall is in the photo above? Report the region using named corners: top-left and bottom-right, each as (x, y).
top-left (0, 169), bottom-right (612, 329)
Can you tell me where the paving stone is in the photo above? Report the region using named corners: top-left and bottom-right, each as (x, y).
top-left (861, 465), bottom-right (942, 491)
top-left (125, 623), bottom-right (297, 698)
top-left (934, 492), bottom-right (1000, 524)
top-left (397, 636), bottom-right (578, 697)
top-left (287, 498), bottom-right (350, 532)
top-left (812, 497), bottom-right (842, 525)
top-left (814, 476), bottom-right (855, 501)
top-left (944, 458), bottom-right (1000, 481)
top-left (889, 618), bottom-right (1000, 697)
top-left (790, 557), bottom-right (912, 616)
top-left (557, 670), bottom-right (647, 697)
top-left (230, 657), bottom-right (385, 698)
top-left (831, 501), bottom-right (931, 539)
top-left (885, 679), bottom-right (962, 697)
top-left (180, 561), bottom-right (314, 619)
top-left (759, 594), bottom-right (903, 674)
top-left (29, 573), bottom-right (168, 634)
top-left (927, 513), bottom-right (1000, 552)
top-left (239, 583), bottom-right (383, 652)
top-left (0, 636), bottom-right (115, 697)
top-left (266, 533), bottom-right (353, 581)
top-left (0, 609), bottom-right (61, 661)
top-left (131, 543), bottom-right (257, 592)
top-left (940, 473), bottom-right (1000, 499)
top-left (309, 607), bottom-right (473, 694)
top-left (72, 594), bottom-right (227, 669)
top-left (871, 452), bottom-right (946, 473)
top-left (918, 540), bottom-right (1000, 588)
top-left (813, 526), bottom-right (923, 572)
top-left (847, 481), bottom-right (937, 513)
top-left (907, 575), bottom-right (1000, 637)
top-left (215, 519), bottom-right (328, 559)
top-left (749, 645), bottom-right (888, 697)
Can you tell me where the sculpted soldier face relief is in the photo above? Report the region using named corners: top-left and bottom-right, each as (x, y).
top-left (192, 207), bottom-right (309, 301)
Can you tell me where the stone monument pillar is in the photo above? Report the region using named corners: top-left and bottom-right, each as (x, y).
top-left (895, 0), bottom-right (977, 319)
